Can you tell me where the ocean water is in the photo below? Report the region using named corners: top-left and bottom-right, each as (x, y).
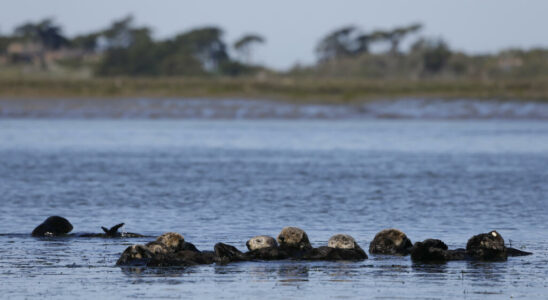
top-left (0, 119), bottom-right (547, 299)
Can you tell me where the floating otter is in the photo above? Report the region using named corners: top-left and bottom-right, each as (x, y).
top-left (410, 239), bottom-right (466, 263)
top-left (79, 223), bottom-right (144, 238)
top-left (369, 229), bottom-right (413, 255)
top-left (32, 216), bottom-right (73, 237)
top-left (32, 216), bottom-right (144, 238)
top-left (247, 235), bottom-right (278, 251)
top-left (215, 235), bottom-right (288, 263)
top-left (216, 227), bottom-right (315, 263)
top-left (303, 234), bottom-right (368, 261)
top-left (216, 232), bottom-right (368, 263)
top-left (117, 232), bottom-right (216, 267)
top-left (277, 227), bottom-right (313, 258)
top-left (466, 230), bottom-right (532, 261)
top-left (411, 232), bottom-right (532, 263)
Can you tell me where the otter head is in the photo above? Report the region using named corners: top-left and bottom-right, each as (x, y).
top-left (116, 244), bottom-right (153, 265)
top-left (156, 232), bottom-right (185, 251)
top-left (466, 230), bottom-right (507, 261)
top-left (246, 235), bottom-right (278, 251)
top-left (146, 241), bottom-right (169, 255)
top-left (369, 228), bottom-right (413, 255)
top-left (328, 234), bottom-right (358, 249)
top-left (277, 227), bottom-right (312, 250)
top-left (32, 216), bottom-right (73, 237)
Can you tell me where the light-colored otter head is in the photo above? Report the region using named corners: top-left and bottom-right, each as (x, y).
top-left (328, 234), bottom-right (358, 249)
top-left (380, 229), bottom-right (407, 246)
top-left (277, 227), bottom-right (312, 250)
top-left (156, 232), bottom-right (185, 251)
top-left (246, 235), bottom-right (278, 251)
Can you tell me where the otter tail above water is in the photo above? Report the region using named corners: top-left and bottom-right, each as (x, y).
top-left (102, 223), bottom-right (125, 237)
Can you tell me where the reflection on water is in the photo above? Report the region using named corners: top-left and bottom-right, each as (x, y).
top-left (0, 119), bottom-right (547, 299)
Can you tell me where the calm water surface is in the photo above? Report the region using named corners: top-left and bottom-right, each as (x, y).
top-left (0, 119), bottom-right (547, 299)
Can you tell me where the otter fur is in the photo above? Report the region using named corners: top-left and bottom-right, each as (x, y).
top-left (215, 235), bottom-right (288, 263)
top-left (369, 229), bottom-right (413, 255)
top-left (466, 230), bottom-right (532, 261)
top-left (246, 235), bottom-right (278, 251)
top-left (410, 239), bottom-right (466, 263)
top-left (303, 234), bottom-right (368, 261)
top-left (79, 223), bottom-right (144, 238)
top-left (277, 227), bottom-right (312, 258)
top-left (32, 216), bottom-right (73, 237)
top-left (117, 232), bottom-right (215, 267)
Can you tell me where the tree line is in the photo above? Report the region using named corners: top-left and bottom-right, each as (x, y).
top-left (0, 16), bottom-right (266, 76)
top-left (1, 17), bottom-right (547, 80)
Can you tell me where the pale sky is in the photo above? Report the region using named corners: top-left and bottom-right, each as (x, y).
top-left (1, 0), bottom-right (547, 70)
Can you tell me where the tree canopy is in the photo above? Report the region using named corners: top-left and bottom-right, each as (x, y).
top-left (233, 34), bottom-right (265, 64)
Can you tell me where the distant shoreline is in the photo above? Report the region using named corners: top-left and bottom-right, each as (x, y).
top-left (1, 77), bottom-right (548, 103)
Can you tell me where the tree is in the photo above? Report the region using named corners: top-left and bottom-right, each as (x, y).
top-left (102, 15), bottom-right (134, 49)
top-left (13, 18), bottom-right (68, 69)
top-left (173, 27), bottom-right (229, 72)
top-left (316, 26), bottom-right (360, 61)
top-left (14, 18), bottom-right (68, 50)
top-left (71, 33), bottom-right (101, 52)
top-left (233, 34), bottom-right (265, 64)
top-left (385, 23), bottom-right (422, 54)
top-left (96, 26), bottom-right (159, 76)
top-left (411, 38), bottom-right (451, 73)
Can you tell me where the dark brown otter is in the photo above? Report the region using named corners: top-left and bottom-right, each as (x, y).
top-left (369, 229), bottom-right (413, 255)
top-left (303, 234), bottom-right (368, 261)
top-left (116, 232), bottom-right (216, 267)
top-left (32, 216), bottom-right (73, 237)
top-left (466, 231), bottom-right (532, 261)
top-left (411, 232), bottom-right (532, 263)
top-left (410, 239), bottom-right (466, 263)
top-left (79, 223), bottom-right (144, 238)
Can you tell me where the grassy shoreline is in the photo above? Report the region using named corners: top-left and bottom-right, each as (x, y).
top-left (1, 77), bottom-right (548, 103)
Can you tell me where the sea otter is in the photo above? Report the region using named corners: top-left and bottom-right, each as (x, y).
top-left (369, 228), bottom-right (413, 255)
top-left (32, 216), bottom-right (144, 238)
top-left (466, 230), bottom-right (532, 261)
top-left (117, 232), bottom-right (216, 267)
top-left (79, 223), bottom-right (144, 238)
top-left (32, 216), bottom-right (73, 237)
top-left (277, 227), bottom-right (313, 258)
top-left (215, 227), bottom-right (316, 263)
top-left (303, 234), bottom-right (368, 261)
top-left (214, 235), bottom-right (288, 263)
top-left (410, 239), bottom-right (466, 263)
top-left (411, 232), bottom-right (532, 263)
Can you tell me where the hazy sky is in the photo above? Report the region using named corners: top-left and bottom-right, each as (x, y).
top-left (1, 0), bottom-right (547, 70)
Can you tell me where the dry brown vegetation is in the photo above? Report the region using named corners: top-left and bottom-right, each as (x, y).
top-left (1, 77), bottom-right (548, 103)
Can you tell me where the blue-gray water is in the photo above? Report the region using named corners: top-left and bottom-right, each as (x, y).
top-left (1, 119), bottom-right (547, 299)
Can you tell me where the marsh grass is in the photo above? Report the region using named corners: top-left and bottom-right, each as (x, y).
top-left (1, 77), bottom-right (548, 103)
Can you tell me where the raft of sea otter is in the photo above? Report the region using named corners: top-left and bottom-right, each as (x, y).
top-left (32, 216), bottom-right (532, 267)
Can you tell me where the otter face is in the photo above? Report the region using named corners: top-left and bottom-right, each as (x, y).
top-left (328, 234), bottom-right (357, 249)
top-left (277, 227), bottom-right (312, 250)
top-left (156, 232), bottom-right (184, 251)
top-left (246, 235), bottom-right (278, 251)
